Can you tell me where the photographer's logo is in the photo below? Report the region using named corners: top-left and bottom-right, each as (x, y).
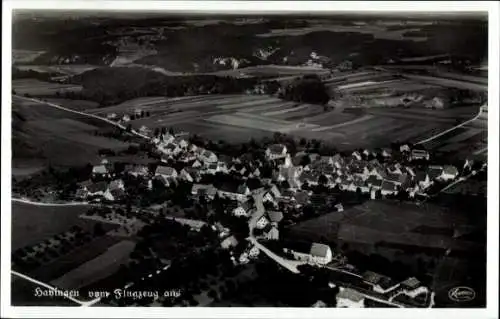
top-left (448, 286), bottom-right (475, 302)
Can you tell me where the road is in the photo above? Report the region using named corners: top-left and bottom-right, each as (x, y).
top-left (13, 95), bottom-right (151, 141)
top-left (415, 105), bottom-right (484, 145)
top-left (12, 198), bottom-right (91, 206)
top-left (248, 237), bottom-right (303, 274)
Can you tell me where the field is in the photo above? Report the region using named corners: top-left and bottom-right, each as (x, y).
top-left (12, 79), bottom-right (83, 95)
top-left (12, 96), bottom-right (131, 171)
top-left (11, 201), bottom-right (92, 250)
top-left (12, 49), bottom-right (46, 64)
top-left (50, 240), bottom-right (136, 290)
top-left (80, 69), bottom-right (482, 151)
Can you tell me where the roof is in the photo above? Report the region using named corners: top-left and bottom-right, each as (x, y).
top-left (155, 166), bottom-right (176, 176)
top-left (87, 181), bottom-right (108, 193)
top-left (415, 171), bottom-right (429, 182)
top-left (366, 175), bottom-right (383, 185)
top-left (92, 165), bottom-right (108, 174)
top-left (362, 271), bottom-right (383, 284)
top-left (381, 180), bottom-right (398, 192)
top-left (401, 277), bottom-right (421, 289)
top-left (309, 243), bottom-right (331, 258)
top-left (386, 173), bottom-right (408, 184)
top-left (337, 288), bottom-right (364, 302)
top-left (202, 150), bottom-right (216, 158)
top-left (267, 211), bottom-right (284, 223)
top-left (443, 165), bottom-right (459, 175)
top-left (218, 181), bottom-right (247, 194)
top-left (428, 166), bottom-right (444, 179)
top-left (108, 179), bottom-right (123, 191)
top-left (268, 144), bottom-right (286, 154)
top-left (294, 191), bottom-right (310, 205)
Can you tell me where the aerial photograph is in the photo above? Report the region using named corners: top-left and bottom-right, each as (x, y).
top-left (9, 9), bottom-right (488, 309)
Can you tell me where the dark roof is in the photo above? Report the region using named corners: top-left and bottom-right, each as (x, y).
top-left (218, 181), bottom-right (247, 194)
top-left (428, 166), bottom-right (444, 179)
top-left (443, 165), bottom-right (459, 175)
top-left (366, 175), bottom-right (383, 185)
top-left (268, 144), bottom-right (286, 154)
top-left (401, 277), bottom-right (421, 289)
top-left (294, 191), bottom-right (310, 205)
top-left (87, 181), bottom-right (108, 193)
top-left (267, 211), bottom-right (284, 223)
top-left (415, 171), bottom-right (429, 182)
top-left (381, 180), bottom-right (398, 192)
top-left (156, 166), bottom-right (176, 176)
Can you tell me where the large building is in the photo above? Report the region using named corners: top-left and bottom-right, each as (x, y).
top-left (283, 241), bottom-right (333, 265)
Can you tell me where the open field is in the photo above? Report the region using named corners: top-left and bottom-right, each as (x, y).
top-left (12, 49), bottom-right (46, 64)
top-left (11, 201), bottom-right (92, 250)
top-left (43, 98), bottom-right (100, 111)
top-left (12, 79), bottom-right (83, 95)
top-left (15, 64), bottom-right (99, 77)
top-left (50, 240), bottom-right (136, 290)
top-left (28, 235), bottom-right (122, 283)
top-left (84, 88), bottom-right (478, 149)
top-left (13, 96), bottom-right (131, 170)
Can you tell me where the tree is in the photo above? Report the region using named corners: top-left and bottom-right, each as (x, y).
top-left (126, 124), bottom-right (132, 132)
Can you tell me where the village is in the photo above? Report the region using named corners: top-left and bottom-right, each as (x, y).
top-left (36, 111), bottom-right (482, 308)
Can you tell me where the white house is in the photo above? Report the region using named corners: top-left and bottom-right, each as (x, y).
top-left (351, 151), bottom-right (362, 161)
top-left (415, 172), bottom-right (433, 190)
top-left (255, 216), bottom-right (270, 229)
top-left (438, 165), bottom-right (459, 181)
top-left (381, 148), bottom-right (392, 158)
top-left (248, 245), bottom-right (260, 258)
top-left (217, 182), bottom-right (251, 202)
top-left (400, 144), bottom-right (411, 153)
top-left (92, 164), bottom-right (110, 178)
top-left (336, 287), bottom-right (365, 308)
top-left (266, 144), bottom-right (288, 160)
top-left (173, 137), bottom-right (189, 149)
top-left (284, 242), bottom-right (333, 265)
top-left (155, 166), bottom-right (178, 180)
top-left (232, 201), bottom-right (251, 217)
top-left (191, 159), bottom-right (203, 168)
top-left (410, 149), bottom-right (430, 161)
top-left (200, 150), bottom-right (218, 164)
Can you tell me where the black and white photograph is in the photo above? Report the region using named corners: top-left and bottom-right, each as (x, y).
top-left (1, 1), bottom-right (498, 318)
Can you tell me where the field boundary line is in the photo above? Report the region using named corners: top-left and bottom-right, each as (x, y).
top-left (12, 198), bottom-right (91, 206)
top-left (415, 106), bottom-right (484, 145)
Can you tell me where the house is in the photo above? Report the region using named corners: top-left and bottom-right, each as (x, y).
top-left (381, 148), bottom-right (392, 158)
top-left (415, 171), bottom-right (433, 190)
top-left (255, 215), bottom-right (270, 229)
top-left (405, 166), bottom-right (416, 178)
top-left (353, 179), bottom-right (370, 193)
top-left (161, 133), bottom-right (175, 144)
top-left (381, 180), bottom-right (398, 196)
top-left (266, 226), bottom-right (280, 240)
top-left (400, 144), bottom-right (411, 153)
top-left (92, 164), bottom-right (109, 178)
top-left (428, 166), bottom-right (444, 180)
top-left (335, 203), bottom-right (344, 212)
top-left (173, 136), bottom-right (189, 149)
top-left (439, 165), bottom-right (459, 181)
top-left (410, 149), bottom-right (430, 161)
top-left (400, 277), bottom-right (429, 298)
top-left (108, 179), bottom-right (124, 191)
top-left (191, 159), bottom-right (203, 168)
top-left (155, 166), bottom-right (178, 180)
top-left (188, 143), bottom-right (198, 153)
top-left (351, 151), bottom-right (362, 161)
top-left (248, 245), bottom-right (260, 258)
top-left (312, 300), bottom-right (327, 308)
top-left (122, 114), bottom-right (131, 122)
top-left (126, 165), bottom-right (149, 177)
top-left (293, 191), bottom-right (310, 208)
top-left (362, 271), bottom-right (400, 294)
top-left (284, 242), bottom-right (333, 265)
top-left (179, 167), bottom-right (201, 183)
top-left (232, 201), bottom-right (252, 217)
top-left (138, 125), bottom-right (152, 136)
top-left (331, 154), bottom-right (345, 169)
top-left (366, 175), bottom-right (383, 190)
top-left (299, 171), bottom-right (320, 186)
top-left (267, 211), bottom-right (284, 224)
top-left (159, 142), bottom-right (181, 156)
top-left (385, 173), bottom-right (408, 186)
top-left (387, 163), bottom-right (403, 175)
top-left (191, 184), bottom-right (217, 199)
top-left (86, 181), bottom-right (109, 198)
top-left (217, 182), bottom-right (251, 201)
top-left (221, 235), bottom-right (238, 249)
top-left (336, 287), bottom-right (365, 308)
top-left (266, 144), bottom-right (288, 160)
top-left (200, 150), bottom-right (218, 164)
top-left (106, 113), bottom-right (117, 120)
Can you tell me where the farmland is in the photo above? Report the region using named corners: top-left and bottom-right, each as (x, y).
top-left (12, 79), bottom-right (83, 96)
top-left (50, 240), bottom-right (136, 290)
top-left (12, 96), bottom-right (131, 172)
top-left (11, 201), bottom-right (92, 250)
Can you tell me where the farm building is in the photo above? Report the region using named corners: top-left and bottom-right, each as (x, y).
top-left (283, 241), bottom-right (333, 265)
top-left (336, 287), bottom-right (365, 308)
top-left (155, 166), bottom-right (178, 179)
top-left (410, 149), bottom-right (430, 161)
top-left (266, 144), bottom-right (288, 160)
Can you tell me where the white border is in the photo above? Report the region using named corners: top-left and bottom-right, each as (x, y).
top-left (2, 1), bottom-right (498, 319)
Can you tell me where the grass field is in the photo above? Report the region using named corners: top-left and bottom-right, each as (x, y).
top-left (50, 240), bottom-right (136, 290)
top-left (13, 96), bottom-right (131, 170)
top-left (11, 202), bottom-right (92, 250)
top-left (12, 79), bottom-right (83, 95)
top-left (28, 235), bottom-right (122, 283)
